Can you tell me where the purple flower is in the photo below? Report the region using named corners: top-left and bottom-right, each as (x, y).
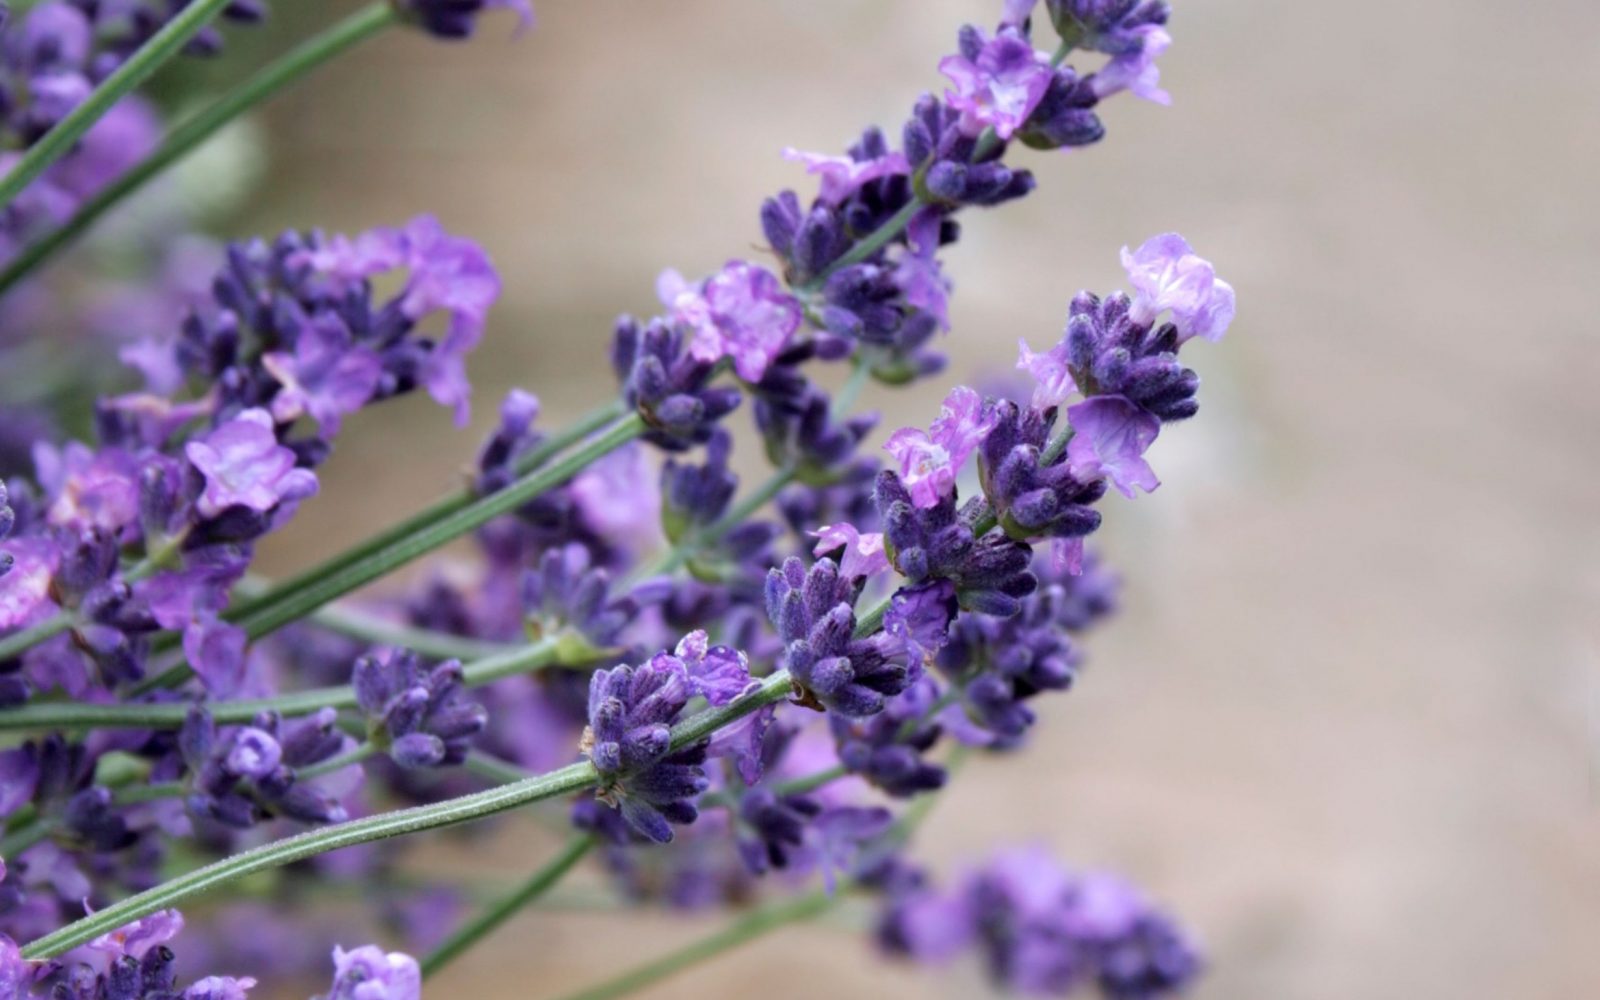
top-left (303, 215), bottom-right (501, 425)
top-left (781, 146), bottom-right (910, 205)
top-left (325, 945), bottom-right (421, 1000)
top-left (1001, 0), bottom-right (1039, 26)
top-left (400, 0), bottom-right (534, 39)
top-left (812, 805), bottom-right (894, 893)
top-left (224, 728), bottom-right (283, 780)
top-left (893, 208), bottom-right (951, 331)
top-left (262, 318), bottom-right (384, 435)
top-left (883, 580), bottom-right (958, 674)
top-left (811, 522), bottom-right (889, 581)
top-left (658, 261), bottom-right (802, 382)
top-left (1120, 232), bottom-right (1235, 343)
top-left (0, 536), bottom-right (59, 630)
top-left (884, 386), bottom-right (996, 508)
top-left (939, 28), bottom-right (1053, 140)
top-left (0, 933), bottom-right (31, 1000)
top-left (667, 630), bottom-right (756, 706)
top-left (88, 908), bottom-right (185, 960)
top-left (1092, 24), bottom-right (1172, 105)
top-left (183, 617), bottom-right (249, 697)
top-left (184, 976), bottom-right (259, 1000)
top-left (1065, 396), bottom-right (1160, 498)
top-left (1016, 337), bottom-right (1077, 409)
top-left (34, 442), bottom-right (140, 533)
top-left (185, 409), bottom-right (318, 518)
top-left (19, 3), bottom-right (93, 70)
top-left (569, 442), bottom-right (663, 557)
top-left (353, 648), bottom-right (488, 768)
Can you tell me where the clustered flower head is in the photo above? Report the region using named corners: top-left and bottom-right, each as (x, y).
top-left (0, 1), bottom-right (1238, 994)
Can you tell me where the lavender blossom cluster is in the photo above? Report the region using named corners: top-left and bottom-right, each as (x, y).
top-left (0, 1), bottom-right (1236, 997)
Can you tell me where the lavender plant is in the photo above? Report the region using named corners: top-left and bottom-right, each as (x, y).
top-left (0, 0), bottom-right (1236, 996)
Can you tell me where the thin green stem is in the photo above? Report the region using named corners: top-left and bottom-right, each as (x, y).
top-left (0, 635), bottom-right (566, 732)
top-left (133, 412), bottom-right (647, 692)
top-left (19, 759), bottom-right (600, 959)
top-left (218, 400), bottom-right (627, 632)
top-left (548, 889), bottom-right (838, 1000)
top-left (421, 834), bottom-right (596, 978)
top-left (0, 0), bottom-right (236, 213)
top-left (0, 3), bottom-right (398, 295)
top-left (832, 352), bottom-right (876, 418)
top-left (20, 671), bottom-right (794, 959)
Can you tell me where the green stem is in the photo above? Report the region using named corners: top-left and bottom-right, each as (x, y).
top-left (19, 672), bottom-right (794, 959)
top-left (133, 412), bottom-right (647, 692)
top-left (0, 635), bottom-right (566, 732)
top-left (0, 0), bottom-right (236, 214)
top-left (218, 400), bottom-right (627, 633)
top-left (0, 4), bottom-right (397, 295)
top-left (548, 890), bottom-right (839, 1000)
top-left (19, 759), bottom-right (600, 960)
top-left (421, 834), bottom-right (596, 978)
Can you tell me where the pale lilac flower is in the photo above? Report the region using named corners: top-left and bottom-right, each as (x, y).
top-left (1065, 396), bottom-right (1160, 497)
top-left (185, 409), bottom-right (318, 518)
top-left (302, 216), bottom-right (500, 425)
top-left (393, 216), bottom-right (501, 425)
top-left (47, 98), bottom-right (162, 199)
top-left (1092, 24), bottom-right (1172, 105)
top-left (893, 208), bottom-right (951, 330)
top-left (883, 580), bottom-right (957, 673)
top-left (262, 318), bottom-right (384, 434)
top-left (184, 976), bottom-right (259, 1000)
top-left (183, 617), bottom-right (249, 697)
top-left (939, 30), bottom-right (1052, 140)
top-left (0, 537), bottom-right (59, 631)
top-left (0, 932), bottom-right (27, 999)
top-left (658, 261), bottom-right (801, 382)
top-left (884, 386), bottom-right (997, 508)
top-left (569, 442), bottom-right (663, 556)
top-left (1001, 0), bottom-right (1039, 26)
top-left (811, 523), bottom-right (889, 580)
top-left (88, 908), bottom-right (185, 961)
top-left (34, 442), bottom-right (140, 533)
top-left (1016, 337), bottom-right (1076, 408)
top-left (326, 945), bottom-right (421, 1000)
top-left (667, 630), bottom-right (755, 706)
top-left (1120, 231), bottom-right (1235, 342)
top-left (781, 147), bottom-right (910, 205)
top-left (1051, 536), bottom-right (1085, 577)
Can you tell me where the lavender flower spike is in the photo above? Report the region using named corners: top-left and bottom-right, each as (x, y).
top-left (1120, 232), bottom-right (1236, 343)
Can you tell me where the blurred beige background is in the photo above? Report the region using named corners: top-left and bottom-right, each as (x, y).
top-left (232, 1), bottom-right (1598, 997)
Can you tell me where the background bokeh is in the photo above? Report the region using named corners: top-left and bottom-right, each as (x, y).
top-left (214, 1), bottom-right (1597, 997)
